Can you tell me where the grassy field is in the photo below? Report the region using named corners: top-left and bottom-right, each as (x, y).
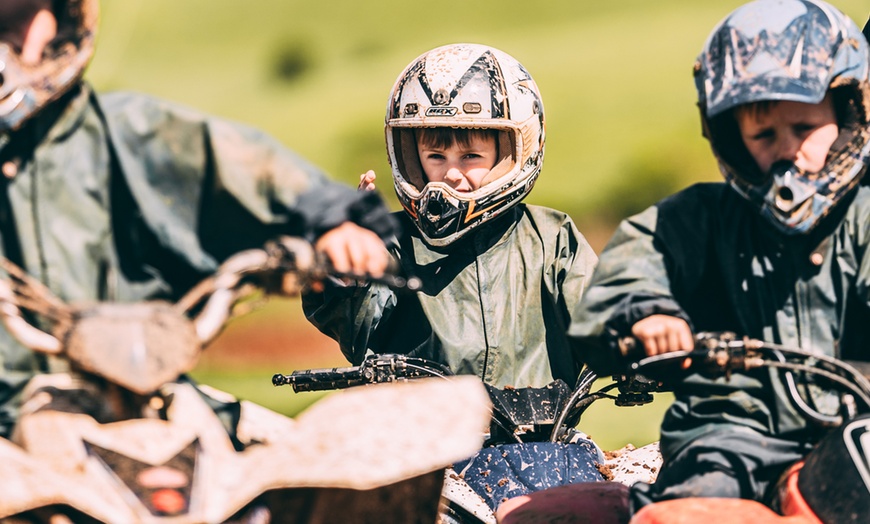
top-left (94, 0), bottom-right (868, 449)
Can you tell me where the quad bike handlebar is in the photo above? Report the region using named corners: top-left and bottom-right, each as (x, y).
top-left (280, 330), bottom-right (870, 440)
top-left (624, 331), bottom-right (870, 427)
top-left (272, 354), bottom-right (454, 392)
top-left (177, 237), bottom-right (420, 346)
top-left (276, 353), bottom-right (663, 446)
top-left (0, 236), bottom-right (421, 397)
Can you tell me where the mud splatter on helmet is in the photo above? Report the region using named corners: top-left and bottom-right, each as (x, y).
top-left (695, 0), bottom-right (870, 234)
top-left (0, 0), bottom-right (98, 132)
top-left (385, 43), bottom-right (545, 247)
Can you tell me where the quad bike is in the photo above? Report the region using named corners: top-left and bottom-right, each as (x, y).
top-left (0, 237), bottom-right (492, 523)
top-left (622, 332), bottom-right (870, 524)
top-left (273, 354), bottom-right (665, 524)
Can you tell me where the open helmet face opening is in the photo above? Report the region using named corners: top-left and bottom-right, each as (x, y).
top-left (0, 0), bottom-right (98, 132)
top-left (695, 0), bottom-right (870, 235)
top-left (385, 43), bottom-right (545, 247)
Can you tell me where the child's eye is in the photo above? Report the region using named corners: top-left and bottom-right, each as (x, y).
top-left (750, 129), bottom-right (775, 141)
top-left (793, 123), bottom-right (818, 135)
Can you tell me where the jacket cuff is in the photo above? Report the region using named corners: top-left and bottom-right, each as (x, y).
top-left (603, 293), bottom-right (692, 360)
top-left (307, 190), bottom-right (399, 243)
top-left (345, 191), bottom-right (400, 242)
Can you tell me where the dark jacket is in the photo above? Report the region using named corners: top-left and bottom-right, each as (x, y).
top-left (569, 182), bottom-right (870, 456)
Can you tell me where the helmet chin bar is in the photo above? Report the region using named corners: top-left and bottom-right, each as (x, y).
top-left (756, 162), bottom-right (823, 234)
top-left (728, 117), bottom-right (870, 236)
top-left (0, 45), bottom-right (39, 131)
top-left (768, 162), bottom-right (816, 215)
top-left (398, 172), bottom-right (537, 247)
top-left (418, 187), bottom-right (466, 242)
top-left (736, 152), bottom-right (866, 235)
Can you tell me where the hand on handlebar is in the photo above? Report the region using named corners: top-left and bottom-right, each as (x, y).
top-left (622, 331), bottom-right (870, 424)
top-left (631, 315), bottom-right (694, 367)
top-left (314, 222), bottom-right (390, 280)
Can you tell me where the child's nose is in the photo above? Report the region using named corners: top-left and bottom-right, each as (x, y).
top-left (778, 134), bottom-right (802, 164)
top-left (444, 167), bottom-right (465, 183)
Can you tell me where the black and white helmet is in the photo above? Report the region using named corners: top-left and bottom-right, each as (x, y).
top-left (385, 43), bottom-right (545, 246)
top-left (0, 0), bottom-right (98, 132)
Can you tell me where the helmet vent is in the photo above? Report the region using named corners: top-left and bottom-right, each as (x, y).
top-left (778, 186), bottom-right (795, 204)
top-left (425, 199), bottom-right (443, 219)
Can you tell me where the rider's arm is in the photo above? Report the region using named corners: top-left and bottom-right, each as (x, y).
top-left (630, 315), bottom-right (694, 356)
top-left (527, 206), bottom-right (598, 379)
top-left (568, 202), bottom-right (693, 375)
top-left (546, 209), bottom-right (598, 321)
top-left (99, 91), bottom-right (399, 267)
top-left (302, 274), bottom-right (398, 365)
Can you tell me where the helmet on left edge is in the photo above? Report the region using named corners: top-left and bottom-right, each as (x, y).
top-left (0, 0), bottom-right (99, 132)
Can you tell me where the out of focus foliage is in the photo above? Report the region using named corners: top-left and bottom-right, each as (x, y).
top-left (90, 0), bottom-right (867, 245)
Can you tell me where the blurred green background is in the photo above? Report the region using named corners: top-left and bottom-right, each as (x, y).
top-left (88, 0), bottom-right (868, 450)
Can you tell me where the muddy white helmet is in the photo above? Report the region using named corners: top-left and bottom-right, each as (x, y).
top-left (0, 0), bottom-right (98, 132)
top-left (695, 0), bottom-right (870, 234)
top-left (385, 43), bottom-right (545, 246)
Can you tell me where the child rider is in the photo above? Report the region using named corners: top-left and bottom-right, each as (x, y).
top-left (303, 43), bottom-right (599, 389)
top-left (568, 0), bottom-right (870, 515)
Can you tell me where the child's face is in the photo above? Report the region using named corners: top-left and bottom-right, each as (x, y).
top-left (417, 134), bottom-right (498, 192)
top-left (735, 96), bottom-right (838, 175)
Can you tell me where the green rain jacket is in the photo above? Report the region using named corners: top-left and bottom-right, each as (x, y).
top-left (0, 83), bottom-right (396, 437)
top-left (569, 182), bottom-right (870, 457)
top-left (303, 204), bottom-right (598, 388)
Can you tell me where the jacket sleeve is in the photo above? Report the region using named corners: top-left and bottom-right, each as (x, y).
top-left (538, 211), bottom-right (599, 382)
top-left (98, 91), bottom-right (398, 268)
top-left (555, 218), bottom-right (598, 326)
top-left (301, 279), bottom-right (397, 365)
top-left (845, 187), bottom-right (870, 362)
top-left (568, 205), bottom-right (690, 375)
top-left (203, 115), bottom-right (398, 243)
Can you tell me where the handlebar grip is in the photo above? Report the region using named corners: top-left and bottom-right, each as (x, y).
top-left (272, 365), bottom-right (367, 392)
top-left (618, 336), bottom-right (643, 358)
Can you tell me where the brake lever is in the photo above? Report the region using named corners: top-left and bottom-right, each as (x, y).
top-left (628, 333), bottom-right (765, 382)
